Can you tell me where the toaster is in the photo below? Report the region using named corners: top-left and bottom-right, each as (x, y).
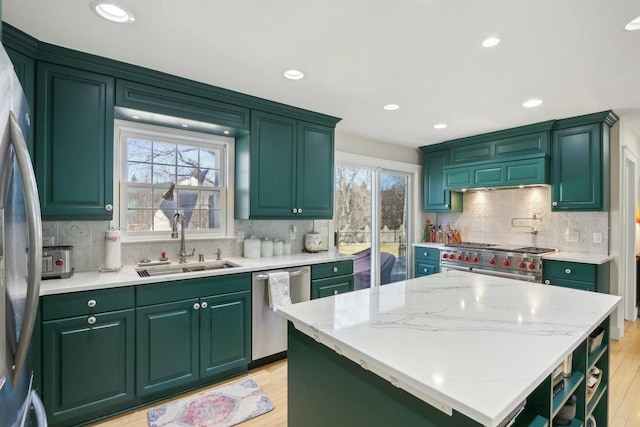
top-left (42, 245), bottom-right (74, 279)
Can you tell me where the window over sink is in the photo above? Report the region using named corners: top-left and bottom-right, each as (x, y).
top-left (113, 120), bottom-right (234, 241)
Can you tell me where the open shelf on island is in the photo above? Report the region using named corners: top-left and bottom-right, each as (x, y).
top-left (552, 371), bottom-right (584, 417)
top-left (587, 344), bottom-right (607, 369)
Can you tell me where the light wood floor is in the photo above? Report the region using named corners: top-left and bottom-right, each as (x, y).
top-left (93, 318), bottom-right (640, 427)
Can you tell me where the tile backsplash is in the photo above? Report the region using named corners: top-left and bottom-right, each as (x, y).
top-left (437, 186), bottom-right (609, 254)
top-left (43, 219), bottom-right (318, 272)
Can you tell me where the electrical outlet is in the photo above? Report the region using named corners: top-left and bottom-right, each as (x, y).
top-left (593, 232), bottom-right (602, 244)
top-left (237, 231), bottom-right (245, 243)
top-left (565, 231), bottom-right (579, 243)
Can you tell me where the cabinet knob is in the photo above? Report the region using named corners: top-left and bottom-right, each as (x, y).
top-left (333, 267), bottom-right (338, 273)
top-left (444, 204), bottom-right (449, 208)
top-left (333, 290), bottom-right (339, 295)
top-left (544, 280), bottom-right (551, 285)
top-left (88, 316), bottom-right (96, 325)
top-left (293, 208), bottom-right (298, 214)
top-left (298, 208), bottom-right (303, 214)
top-left (552, 201), bottom-right (558, 207)
top-left (423, 268), bottom-right (428, 272)
top-left (565, 269), bottom-right (572, 274)
top-left (424, 252), bottom-right (428, 256)
top-left (201, 302), bottom-right (208, 309)
top-left (87, 299), bottom-right (97, 308)
top-left (193, 303), bottom-right (200, 310)
top-left (105, 204), bottom-right (113, 211)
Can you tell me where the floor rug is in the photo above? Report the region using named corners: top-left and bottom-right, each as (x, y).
top-left (147, 378), bottom-right (275, 427)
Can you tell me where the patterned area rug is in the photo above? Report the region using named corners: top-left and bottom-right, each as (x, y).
top-left (147, 378), bottom-right (275, 427)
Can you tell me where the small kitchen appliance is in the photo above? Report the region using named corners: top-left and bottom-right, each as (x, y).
top-left (440, 243), bottom-right (557, 283)
top-left (42, 245), bottom-right (74, 279)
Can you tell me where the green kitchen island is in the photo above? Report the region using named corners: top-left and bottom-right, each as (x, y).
top-left (277, 270), bottom-right (619, 427)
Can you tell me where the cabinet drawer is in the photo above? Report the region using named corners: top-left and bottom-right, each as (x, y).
top-left (416, 262), bottom-right (438, 276)
top-left (414, 247), bottom-right (440, 262)
top-left (544, 261), bottom-right (596, 283)
top-left (544, 277), bottom-right (595, 292)
top-left (136, 273), bottom-right (250, 306)
top-left (312, 276), bottom-right (354, 299)
top-left (42, 287), bottom-right (134, 320)
top-left (311, 261), bottom-right (354, 280)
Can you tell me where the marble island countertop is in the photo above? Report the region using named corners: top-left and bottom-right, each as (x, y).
top-left (277, 270), bottom-right (620, 427)
top-left (39, 251), bottom-right (353, 296)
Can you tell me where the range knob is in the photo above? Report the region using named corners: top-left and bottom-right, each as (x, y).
top-left (457, 255), bottom-right (463, 260)
top-left (503, 260), bottom-right (510, 267)
top-left (528, 263), bottom-right (536, 270)
top-left (464, 256), bottom-right (470, 262)
top-left (519, 262), bottom-right (526, 269)
top-left (473, 257), bottom-right (479, 263)
top-left (442, 253), bottom-right (448, 259)
top-left (489, 258), bottom-right (496, 265)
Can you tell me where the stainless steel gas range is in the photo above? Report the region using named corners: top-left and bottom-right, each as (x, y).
top-left (440, 243), bottom-right (557, 283)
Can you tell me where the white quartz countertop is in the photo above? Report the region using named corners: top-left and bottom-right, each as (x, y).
top-left (39, 252), bottom-right (353, 296)
top-left (412, 242), bottom-right (445, 248)
top-left (542, 251), bottom-right (613, 264)
top-left (277, 270), bottom-right (620, 427)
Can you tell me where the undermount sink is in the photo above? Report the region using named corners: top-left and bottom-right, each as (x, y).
top-left (136, 261), bottom-right (241, 277)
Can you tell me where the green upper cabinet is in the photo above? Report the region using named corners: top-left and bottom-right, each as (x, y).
top-left (5, 47), bottom-right (35, 155)
top-left (236, 110), bottom-right (335, 219)
top-left (551, 111), bottom-right (617, 211)
top-left (422, 149), bottom-right (462, 212)
top-left (36, 62), bottom-right (115, 220)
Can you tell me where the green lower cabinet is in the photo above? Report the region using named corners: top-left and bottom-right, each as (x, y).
top-left (414, 247), bottom-right (440, 278)
top-left (312, 275), bottom-right (354, 299)
top-left (136, 299), bottom-right (200, 396)
top-left (543, 260), bottom-right (610, 293)
top-left (199, 291), bottom-right (251, 378)
top-left (42, 309), bottom-right (135, 426)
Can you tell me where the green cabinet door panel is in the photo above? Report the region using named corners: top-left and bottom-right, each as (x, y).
top-left (249, 111), bottom-right (297, 217)
top-left (551, 123), bottom-right (604, 211)
top-left (444, 158), bottom-right (549, 190)
top-left (423, 149), bottom-right (463, 212)
top-left (6, 47), bottom-right (35, 155)
top-left (136, 299), bottom-right (199, 396)
top-left (296, 121), bottom-right (334, 218)
top-left (311, 275), bottom-right (354, 299)
top-left (42, 309), bottom-right (135, 426)
top-left (474, 166), bottom-right (503, 186)
top-left (200, 291), bottom-right (251, 378)
top-left (36, 62), bottom-right (114, 220)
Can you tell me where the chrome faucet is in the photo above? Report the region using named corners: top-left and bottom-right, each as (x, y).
top-left (172, 212), bottom-right (195, 263)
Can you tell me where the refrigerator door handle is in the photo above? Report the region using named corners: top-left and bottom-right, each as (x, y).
top-left (9, 112), bottom-right (42, 387)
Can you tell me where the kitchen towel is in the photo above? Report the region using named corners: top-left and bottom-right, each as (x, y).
top-left (267, 272), bottom-right (291, 312)
top-left (104, 229), bottom-right (121, 270)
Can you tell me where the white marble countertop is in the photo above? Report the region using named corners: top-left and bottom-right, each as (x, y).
top-left (277, 270), bottom-right (620, 427)
top-left (542, 251), bottom-right (613, 264)
top-left (412, 242), bottom-right (445, 248)
top-left (39, 252), bottom-right (353, 296)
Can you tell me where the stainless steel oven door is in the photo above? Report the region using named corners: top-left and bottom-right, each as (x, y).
top-left (473, 267), bottom-right (540, 283)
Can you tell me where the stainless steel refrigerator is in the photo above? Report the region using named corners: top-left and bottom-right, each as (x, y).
top-left (0, 44), bottom-right (46, 426)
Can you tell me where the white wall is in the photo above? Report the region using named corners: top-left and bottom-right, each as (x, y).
top-left (335, 131), bottom-right (422, 166)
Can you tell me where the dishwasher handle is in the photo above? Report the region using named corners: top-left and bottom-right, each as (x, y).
top-left (254, 269), bottom-right (308, 281)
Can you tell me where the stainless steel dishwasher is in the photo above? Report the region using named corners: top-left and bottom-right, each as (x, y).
top-left (251, 266), bottom-right (310, 365)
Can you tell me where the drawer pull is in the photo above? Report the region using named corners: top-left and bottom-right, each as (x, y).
top-left (87, 299), bottom-right (97, 308)
top-left (544, 280), bottom-right (551, 285)
top-left (333, 267), bottom-right (338, 273)
top-left (201, 302), bottom-right (208, 309)
top-left (423, 268), bottom-right (428, 272)
top-left (424, 251), bottom-right (428, 256)
top-left (193, 303), bottom-right (200, 310)
top-left (333, 290), bottom-right (339, 295)
top-left (565, 269), bottom-right (572, 274)
top-left (88, 316), bottom-right (96, 325)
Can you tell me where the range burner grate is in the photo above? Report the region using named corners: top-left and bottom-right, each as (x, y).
top-left (511, 247), bottom-right (557, 254)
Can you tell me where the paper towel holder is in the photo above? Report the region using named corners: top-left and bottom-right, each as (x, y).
top-left (100, 227), bottom-right (124, 273)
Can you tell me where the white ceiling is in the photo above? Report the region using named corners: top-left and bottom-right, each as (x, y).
top-left (4, 0), bottom-right (640, 148)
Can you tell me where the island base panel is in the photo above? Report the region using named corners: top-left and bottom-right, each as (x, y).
top-left (287, 323), bottom-right (483, 427)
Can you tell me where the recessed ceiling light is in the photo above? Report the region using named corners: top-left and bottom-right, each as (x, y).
top-left (433, 123), bottom-right (448, 129)
top-left (522, 98), bottom-right (543, 108)
top-left (91, 2), bottom-right (135, 23)
top-left (482, 37), bottom-right (501, 47)
top-left (131, 115), bottom-right (140, 120)
top-left (383, 104), bottom-right (400, 111)
top-left (625, 15), bottom-right (640, 30)
top-left (283, 69), bottom-right (304, 80)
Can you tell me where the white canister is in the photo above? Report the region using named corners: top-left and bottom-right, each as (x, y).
top-left (273, 240), bottom-right (283, 256)
top-left (283, 241), bottom-right (291, 255)
top-left (243, 237), bottom-right (261, 258)
top-left (261, 238), bottom-right (274, 257)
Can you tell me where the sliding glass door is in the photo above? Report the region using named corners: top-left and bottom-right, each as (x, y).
top-left (335, 165), bottom-right (410, 289)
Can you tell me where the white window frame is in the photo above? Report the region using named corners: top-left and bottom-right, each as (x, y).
top-left (112, 120), bottom-right (235, 242)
